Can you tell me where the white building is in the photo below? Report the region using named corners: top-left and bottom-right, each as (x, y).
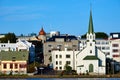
top-left (0, 39), bottom-right (32, 52)
top-left (52, 48), bottom-right (79, 70)
top-left (51, 10), bottom-right (106, 75)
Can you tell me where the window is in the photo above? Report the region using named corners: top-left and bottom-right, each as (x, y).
top-left (19, 64), bottom-right (26, 68)
top-left (57, 45), bottom-right (62, 48)
top-left (10, 63), bottom-right (13, 69)
top-left (112, 49), bottom-right (118, 53)
top-left (59, 61), bottom-right (62, 65)
top-left (66, 61), bottom-right (71, 65)
top-left (59, 67), bottom-right (62, 70)
top-left (15, 63), bottom-right (18, 69)
top-left (90, 43), bottom-right (92, 46)
top-left (73, 45), bottom-right (77, 47)
top-left (66, 55), bottom-right (70, 58)
top-left (48, 45), bottom-right (52, 47)
top-left (56, 55), bottom-right (58, 58)
top-left (112, 44), bottom-right (119, 47)
top-left (102, 47), bottom-right (105, 50)
top-left (59, 55), bottom-right (62, 58)
top-left (3, 63), bottom-right (7, 69)
top-left (56, 61), bottom-right (58, 65)
top-left (48, 50), bottom-right (51, 53)
top-left (90, 50), bottom-right (92, 53)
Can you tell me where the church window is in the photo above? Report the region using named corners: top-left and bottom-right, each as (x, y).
top-left (90, 50), bottom-right (92, 53)
top-left (90, 35), bottom-right (92, 39)
top-left (90, 43), bottom-right (92, 46)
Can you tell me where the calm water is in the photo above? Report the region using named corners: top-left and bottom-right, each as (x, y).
top-left (1, 78), bottom-right (120, 80)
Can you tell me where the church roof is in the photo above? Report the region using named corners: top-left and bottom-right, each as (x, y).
top-left (88, 10), bottom-right (94, 34)
top-left (83, 56), bottom-right (99, 60)
top-left (39, 27), bottom-right (46, 35)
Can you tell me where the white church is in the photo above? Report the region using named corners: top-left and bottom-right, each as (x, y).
top-left (51, 10), bottom-right (106, 75)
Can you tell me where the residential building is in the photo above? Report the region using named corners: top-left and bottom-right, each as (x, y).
top-left (44, 35), bottom-right (79, 66)
top-left (0, 51), bottom-right (28, 75)
top-left (109, 33), bottom-right (120, 62)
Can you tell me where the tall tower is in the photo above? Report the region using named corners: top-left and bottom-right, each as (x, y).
top-left (86, 10), bottom-right (96, 55)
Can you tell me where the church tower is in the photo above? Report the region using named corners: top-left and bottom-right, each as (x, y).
top-left (38, 27), bottom-right (46, 43)
top-left (86, 10), bottom-right (96, 55)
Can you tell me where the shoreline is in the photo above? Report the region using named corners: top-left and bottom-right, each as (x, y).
top-left (0, 74), bottom-right (120, 78)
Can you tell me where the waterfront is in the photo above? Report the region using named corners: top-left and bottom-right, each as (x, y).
top-left (1, 78), bottom-right (120, 80)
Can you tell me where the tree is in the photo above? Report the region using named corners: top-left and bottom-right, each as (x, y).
top-left (0, 33), bottom-right (17, 43)
top-left (81, 32), bottom-right (108, 39)
top-left (64, 64), bottom-right (72, 74)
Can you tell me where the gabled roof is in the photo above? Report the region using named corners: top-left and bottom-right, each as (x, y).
top-left (83, 56), bottom-right (99, 60)
top-left (0, 51), bottom-right (28, 61)
top-left (88, 10), bottom-right (94, 34)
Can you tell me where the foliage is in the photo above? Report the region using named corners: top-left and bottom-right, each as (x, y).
top-left (81, 32), bottom-right (108, 39)
top-left (27, 62), bottom-right (40, 73)
top-left (64, 64), bottom-right (72, 74)
top-left (0, 33), bottom-right (17, 43)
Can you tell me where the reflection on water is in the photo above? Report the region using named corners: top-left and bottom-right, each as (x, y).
top-left (1, 78), bottom-right (120, 80)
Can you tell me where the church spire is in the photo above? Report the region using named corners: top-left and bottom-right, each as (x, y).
top-left (88, 10), bottom-right (94, 34)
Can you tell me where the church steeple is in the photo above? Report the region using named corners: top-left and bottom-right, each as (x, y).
top-left (88, 10), bottom-right (94, 34)
top-left (86, 9), bottom-right (95, 41)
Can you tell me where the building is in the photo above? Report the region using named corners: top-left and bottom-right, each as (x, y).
top-left (44, 35), bottom-right (79, 66)
top-left (109, 33), bottom-right (120, 62)
top-left (0, 51), bottom-right (28, 75)
top-left (51, 10), bottom-right (106, 75)
top-left (0, 39), bottom-right (32, 52)
top-left (52, 47), bottom-right (79, 70)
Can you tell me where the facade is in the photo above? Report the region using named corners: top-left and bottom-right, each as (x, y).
top-left (52, 48), bottom-right (79, 70)
top-left (0, 51), bottom-right (28, 75)
top-left (109, 33), bottom-right (120, 62)
top-left (44, 35), bottom-right (79, 65)
top-left (77, 10), bottom-right (106, 75)
top-left (51, 10), bottom-right (106, 75)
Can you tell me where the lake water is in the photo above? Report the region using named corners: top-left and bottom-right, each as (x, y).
top-left (1, 78), bottom-right (120, 80)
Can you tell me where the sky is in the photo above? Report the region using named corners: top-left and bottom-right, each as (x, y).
top-left (0, 0), bottom-right (120, 36)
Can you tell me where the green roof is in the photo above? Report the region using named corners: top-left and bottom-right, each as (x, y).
top-left (0, 51), bottom-right (29, 61)
top-left (88, 10), bottom-right (94, 34)
top-left (83, 56), bottom-right (99, 60)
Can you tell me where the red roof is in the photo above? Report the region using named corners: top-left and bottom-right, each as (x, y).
top-left (39, 27), bottom-right (46, 35)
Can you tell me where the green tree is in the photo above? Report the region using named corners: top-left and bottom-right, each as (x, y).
top-left (64, 64), bottom-right (72, 74)
top-left (81, 32), bottom-right (108, 39)
top-left (0, 33), bottom-right (17, 43)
